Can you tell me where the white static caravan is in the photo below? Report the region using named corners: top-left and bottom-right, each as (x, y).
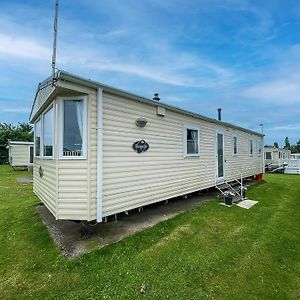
top-left (285, 153), bottom-right (300, 175)
top-left (264, 146), bottom-right (291, 167)
top-left (8, 141), bottom-right (34, 170)
top-left (29, 71), bottom-right (264, 222)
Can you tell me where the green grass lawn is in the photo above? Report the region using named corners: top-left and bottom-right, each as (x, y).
top-left (0, 165), bottom-right (299, 299)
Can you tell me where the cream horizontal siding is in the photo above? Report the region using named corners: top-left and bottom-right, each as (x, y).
top-left (57, 89), bottom-right (98, 221)
top-left (33, 159), bottom-right (57, 218)
top-left (102, 93), bottom-right (209, 216)
top-left (10, 144), bottom-right (31, 166)
top-left (32, 85), bottom-right (98, 222)
top-left (224, 131), bottom-right (263, 182)
top-left (101, 92), bottom-right (263, 217)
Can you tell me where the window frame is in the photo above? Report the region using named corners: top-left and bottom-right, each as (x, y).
top-left (257, 139), bottom-right (262, 156)
top-left (183, 125), bottom-right (200, 158)
top-left (42, 104), bottom-right (55, 159)
top-left (28, 145), bottom-right (34, 165)
top-left (249, 139), bottom-right (254, 157)
top-left (59, 96), bottom-right (88, 160)
top-left (34, 103), bottom-right (55, 160)
top-left (34, 118), bottom-right (42, 158)
top-left (232, 135), bottom-right (238, 156)
top-left (265, 151), bottom-right (272, 160)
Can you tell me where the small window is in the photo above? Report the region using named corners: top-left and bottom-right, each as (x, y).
top-left (257, 140), bottom-right (262, 156)
top-left (265, 152), bottom-right (272, 159)
top-left (249, 140), bottom-right (253, 156)
top-left (184, 127), bottom-right (199, 156)
top-left (62, 99), bottom-right (86, 158)
top-left (279, 152), bottom-right (282, 159)
top-left (233, 136), bottom-right (237, 155)
top-left (43, 106), bottom-right (54, 157)
top-left (34, 119), bottom-right (41, 156)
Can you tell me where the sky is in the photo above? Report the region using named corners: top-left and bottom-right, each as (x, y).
top-left (0, 0), bottom-right (300, 146)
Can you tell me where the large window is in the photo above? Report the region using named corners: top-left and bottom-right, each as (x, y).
top-left (35, 119), bottom-right (41, 156)
top-left (249, 140), bottom-right (253, 156)
top-left (62, 99), bottom-right (86, 158)
top-left (233, 136), bottom-right (238, 155)
top-left (184, 126), bottom-right (199, 156)
top-left (43, 107), bottom-right (54, 157)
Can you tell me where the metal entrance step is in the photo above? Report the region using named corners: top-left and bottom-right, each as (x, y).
top-left (216, 180), bottom-right (243, 202)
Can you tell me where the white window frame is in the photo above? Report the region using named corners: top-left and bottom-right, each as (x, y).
top-left (59, 96), bottom-right (88, 160)
top-left (249, 139), bottom-right (254, 157)
top-left (183, 125), bottom-right (200, 157)
top-left (34, 103), bottom-right (55, 160)
top-left (257, 139), bottom-right (262, 157)
top-left (34, 118), bottom-right (41, 158)
top-left (232, 135), bottom-right (238, 156)
top-left (265, 151), bottom-right (272, 160)
top-left (42, 104), bottom-right (55, 159)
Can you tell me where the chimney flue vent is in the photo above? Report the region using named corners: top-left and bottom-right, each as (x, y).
top-left (217, 108), bottom-right (222, 121)
top-left (153, 93), bottom-right (160, 101)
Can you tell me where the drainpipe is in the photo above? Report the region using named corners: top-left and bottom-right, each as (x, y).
top-left (97, 88), bottom-right (103, 222)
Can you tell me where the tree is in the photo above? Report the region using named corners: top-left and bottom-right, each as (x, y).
top-left (284, 137), bottom-right (290, 150)
top-left (274, 142), bottom-right (279, 148)
top-left (290, 139), bottom-right (300, 153)
top-left (0, 122), bottom-right (33, 164)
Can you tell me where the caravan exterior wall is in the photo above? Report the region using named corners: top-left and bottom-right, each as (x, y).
top-left (31, 73), bottom-right (264, 222)
top-left (101, 93), bottom-right (263, 217)
top-left (8, 142), bottom-right (34, 167)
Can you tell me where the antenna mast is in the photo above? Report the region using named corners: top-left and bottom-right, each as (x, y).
top-left (51, 0), bottom-right (59, 85)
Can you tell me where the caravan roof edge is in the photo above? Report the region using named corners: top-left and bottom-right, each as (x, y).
top-left (30, 70), bottom-right (264, 137)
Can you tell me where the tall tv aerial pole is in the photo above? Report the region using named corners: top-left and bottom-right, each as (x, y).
top-left (51, 0), bottom-right (59, 86)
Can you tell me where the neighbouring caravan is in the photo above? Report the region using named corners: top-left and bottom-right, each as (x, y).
top-left (264, 146), bottom-right (291, 167)
top-left (285, 153), bottom-right (300, 175)
top-left (29, 71), bottom-right (264, 222)
top-left (8, 141), bottom-right (34, 170)
top-left (291, 153), bottom-right (300, 160)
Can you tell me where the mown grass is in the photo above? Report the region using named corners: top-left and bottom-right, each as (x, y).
top-left (0, 165), bottom-right (299, 299)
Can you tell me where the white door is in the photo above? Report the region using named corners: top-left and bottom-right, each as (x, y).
top-left (216, 132), bottom-right (225, 181)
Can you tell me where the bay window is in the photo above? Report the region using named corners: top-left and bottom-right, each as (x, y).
top-left (61, 98), bottom-right (87, 158)
top-left (35, 119), bottom-right (41, 156)
top-left (43, 106), bottom-right (54, 157)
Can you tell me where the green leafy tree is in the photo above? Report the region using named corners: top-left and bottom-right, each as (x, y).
top-left (0, 122), bottom-right (33, 164)
top-left (284, 137), bottom-right (290, 150)
top-left (290, 139), bottom-right (300, 153)
top-left (274, 142), bottom-right (279, 148)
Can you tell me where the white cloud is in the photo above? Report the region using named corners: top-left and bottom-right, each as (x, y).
top-left (268, 124), bottom-right (300, 131)
top-left (243, 75), bottom-right (300, 104)
top-left (2, 108), bottom-right (30, 113)
top-left (0, 33), bottom-right (50, 61)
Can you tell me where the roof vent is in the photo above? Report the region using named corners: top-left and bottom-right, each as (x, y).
top-left (153, 93), bottom-right (160, 101)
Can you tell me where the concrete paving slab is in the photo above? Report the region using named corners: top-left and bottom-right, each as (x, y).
top-left (236, 199), bottom-right (258, 209)
top-left (16, 177), bottom-right (33, 183)
top-left (36, 190), bottom-right (217, 258)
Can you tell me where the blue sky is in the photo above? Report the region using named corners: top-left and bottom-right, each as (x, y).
top-left (0, 0), bottom-right (300, 146)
